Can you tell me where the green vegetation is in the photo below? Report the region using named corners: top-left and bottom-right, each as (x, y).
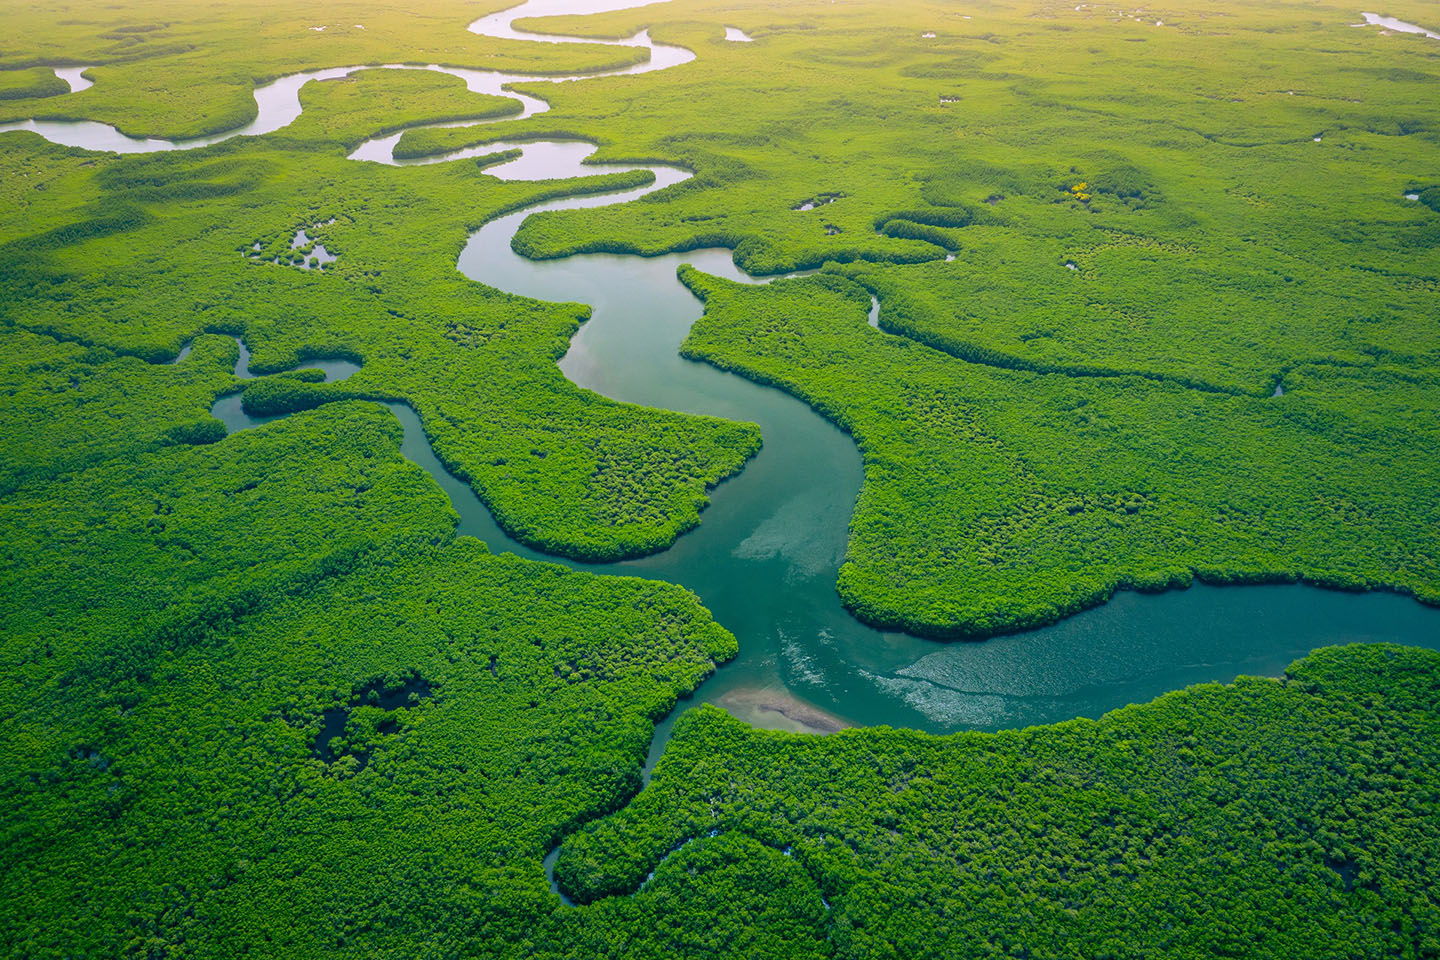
top-left (491, 0), bottom-right (1440, 631)
top-left (395, 142), bottom-right (523, 166)
top-left (679, 268), bottom-right (1440, 636)
top-left (559, 644), bottom-right (1440, 959)
top-left (506, 5), bottom-right (1440, 385)
top-left (281, 69), bottom-right (521, 150)
top-left (394, 125), bottom-right (522, 161)
top-left (0, 82), bottom-right (759, 562)
top-left (8, 0), bottom-right (1435, 633)
top-left (0, 66), bottom-right (68, 100)
top-left (0, 327), bottom-right (234, 494)
top-left (1, 0), bottom-right (1438, 955)
top-left (0, 327), bottom-right (742, 955)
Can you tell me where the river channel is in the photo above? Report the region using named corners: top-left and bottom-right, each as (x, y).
top-left (7, 0), bottom-right (1439, 748)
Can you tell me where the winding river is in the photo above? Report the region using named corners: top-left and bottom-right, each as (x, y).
top-left (10, 1), bottom-right (1440, 748)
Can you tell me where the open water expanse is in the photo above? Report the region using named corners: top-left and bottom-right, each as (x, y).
top-left (8, 0), bottom-right (1438, 748)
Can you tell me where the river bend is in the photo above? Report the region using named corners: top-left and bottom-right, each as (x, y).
top-left (9, 1), bottom-right (1440, 748)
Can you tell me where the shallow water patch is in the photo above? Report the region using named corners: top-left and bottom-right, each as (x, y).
top-left (1354, 12), bottom-right (1440, 40)
top-left (245, 224), bottom-right (338, 270)
top-left (313, 673), bottom-right (433, 768)
top-left (793, 193), bottom-right (841, 212)
top-left (715, 686), bottom-right (848, 734)
top-left (288, 227), bottom-right (337, 270)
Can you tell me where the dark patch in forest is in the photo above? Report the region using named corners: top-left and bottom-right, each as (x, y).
top-left (1324, 855), bottom-right (1377, 893)
top-left (312, 672), bottom-right (433, 768)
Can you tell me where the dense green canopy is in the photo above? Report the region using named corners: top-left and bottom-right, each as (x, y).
top-left (1, 0), bottom-right (1437, 955)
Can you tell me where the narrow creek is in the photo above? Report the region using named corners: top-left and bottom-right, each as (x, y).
top-left (0, 2), bottom-right (690, 151)
top-left (1355, 12), bottom-right (1440, 40)
top-left (11, 0), bottom-right (1440, 841)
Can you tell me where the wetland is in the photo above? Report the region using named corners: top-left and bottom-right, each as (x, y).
top-left (2, 0), bottom-right (1438, 956)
